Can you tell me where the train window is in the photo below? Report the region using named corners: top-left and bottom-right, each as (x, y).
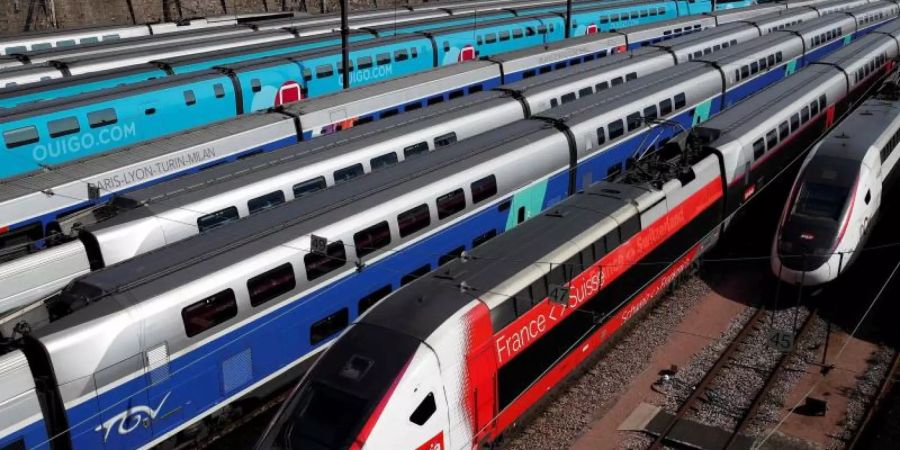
top-left (197, 206), bottom-right (239, 232)
top-left (611, 77), bottom-right (623, 86)
top-left (309, 308), bottom-right (349, 345)
top-left (768, 54), bottom-right (776, 67)
top-left (437, 189), bottom-right (466, 219)
top-left (394, 49), bottom-right (408, 61)
top-left (627, 112), bottom-right (641, 132)
top-left (87, 108), bottom-right (117, 128)
top-left (32, 43), bottom-right (52, 51)
top-left (537, 25), bottom-right (547, 34)
top-left (703, 48), bottom-right (712, 56)
top-left (801, 106), bottom-right (810, 123)
top-left (401, 264), bottom-right (430, 286)
top-left (750, 61), bottom-right (759, 75)
top-left (469, 84), bottom-right (483, 93)
top-left (80, 37), bottom-right (99, 44)
top-left (593, 236), bottom-right (607, 260)
top-left (427, 96), bottom-right (444, 105)
top-left (620, 215), bottom-right (640, 242)
top-left (251, 79), bottom-right (262, 92)
top-left (753, 138), bottom-right (765, 159)
top-left (358, 285), bottom-right (391, 315)
top-left (658, 7), bottom-right (666, 14)
top-left (660, 99), bottom-right (673, 116)
top-left (790, 113), bottom-right (800, 132)
top-left (714, 44), bottom-right (721, 52)
top-left (608, 119), bottom-right (624, 140)
top-left (600, 16), bottom-right (609, 24)
top-left (776, 52), bottom-right (783, 63)
top-left (449, 89), bottom-right (465, 100)
top-left (640, 10), bottom-right (649, 17)
top-left (523, 70), bottom-right (536, 79)
top-left (443, 41), bottom-right (451, 52)
top-left (381, 109), bottom-right (399, 118)
top-left (596, 81), bottom-right (609, 91)
top-left (354, 221), bottom-right (391, 258)
top-left (693, 51), bottom-right (702, 59)
top-left (499, 31), bottom-right (510, 42)
top-left (304, 241), bottom-right (346, 281)
top-left (434, 132), bottom-right (457, 147)
top-left (57, 39), bottom-right (75, 47)
top-left (818, 95), bottom-right (827, 111)
top-left (398, 204), bottom-right (431, 237)
top-left (486, 34), bottom-right (497, 44)
top-left (526, 27), bottom-right (537, 36)
top-left (597, 127), bottom-right (606, 145)
top-left (579, 87), bottom-right (593, 98)
top-left (371, 152), bottom-right (399, 171)
top-left (439, 246), bottom-right (465, 266)
top-left (404, 142), bottom-right (428, 159)
top-left (630, 11), bottom-right (639, 19)
top-left (213, 83), bottom-right (225, 99)
top-left (740, 66), bottom-right (750, 79)
top-left (293, 177), bottom-right (326, 199)
top-left (182, 289), bottom-right (237, 337)
top-left (248, 191), bottom-right (286, 214)
top-left (334, 164), bottom-right (364, 184)
top-left (356, 56), bottom-right (373, 70)
top-left (411, 47), bottom-right (418, 58)
top-left (248, 263), bottom-right (296, 307)
top-left (376, 53), bottom-right (391, 66)
top-left (302, 68), bottom-right (313, 82)
top-left (5, 45), bottom-right (26, 54)
top-left (550, 98), bottom-right (559, 108)
top-left (674, 93), bottom-right (686, 109)
top-left (626, 72), bottom-right (637, 82)
top-left (539, 65), bottom-right (552, 74)
top-left (644, 105), bottom-right (658, 121)
top-left (184, 90), bottom-right (196, 106)
top-left (530, 277), bottom-right (548, 305)
top-left (0, 438), bottom-right (25, 450)
top-left (316, 64), bottom-right (334, 78)
top-left (779, 121), bottom-right (789, 141)
top-left (513, 29), bottom-right (524, 39)
top-left (3, 126), bottom-right (38, 148)
top-left (810, 100), bottom-right (819, 117)
top-left (48, 117), bottom-right (80, 138)
top-left (561, 93), bottom-right (576, 104)
top-left (766, 130), bottom-right (777, 151)
top-left (473, 229), bottom-right (497, 247)
top-left (103, 34), bottom-right (120, 41)
top-left (471, 175), bottom-right (498, 204)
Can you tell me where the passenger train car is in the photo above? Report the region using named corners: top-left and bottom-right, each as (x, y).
top-left (0, 5), bottom-right (894, 318)
top-left (0, 0), bottom-right (757, 180)
top-left (0, 15), bottom-right (896, 450)
top-left (258, 29), bottom-right (898, 450)
top-left (0, 7), bottom-right (873, 312)
top-left (772, 71), bottom-right (900, 285)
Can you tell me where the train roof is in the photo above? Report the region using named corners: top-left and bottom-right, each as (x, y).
top-left (0, 24), bottom-right (146, 41)
top-left (285, 60), bottom-right (500, 124)
top-left (0, 70), bottom-right (226, 121)
top-left (46, 120), bottom-right (551, 326)
top-left (699, 65), bottom-right (839, 142)
top-left (535, 60), bottom-right (712, 120)
top-left (360, 181), bottom-right (644, 341)
top-left (108, 91), bottom-right (506, 210)
top-left (0, 112), bottom-right (294, 203)
top-left (0, 65), bottom-right (161, 102)
top-left (816, 99), bottom-right (900, 162)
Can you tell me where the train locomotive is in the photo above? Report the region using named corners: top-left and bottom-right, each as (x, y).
top-left (258, 26), bottom-right (899, 450)
top-left (772, 71), bottom-right (900, 285)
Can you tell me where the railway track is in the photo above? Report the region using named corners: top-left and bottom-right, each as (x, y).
top-left (648, 306), bottom-right (820, 450)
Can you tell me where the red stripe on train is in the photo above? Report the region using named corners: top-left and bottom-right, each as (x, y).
top-left (492, 178), bottom-right (722, 368)
top-left (492, 244), bottom-right (701, 435)
top-left (350, 360), bottom-right (411, 450)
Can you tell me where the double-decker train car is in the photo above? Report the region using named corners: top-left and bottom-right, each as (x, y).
top-left (0, 8), bottom-right (894, 320)
top-left (773, 71), bottom-right (900, 285)
top-left (0, 0), bottom-right (743, 180)
top-left (0, 16), bottom-right (895, 450)
top-left (258, 30), bottom-right (896, 450)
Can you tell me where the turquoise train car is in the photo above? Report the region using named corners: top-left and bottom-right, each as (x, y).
top-left (0, 0), bottom-right (741, 180)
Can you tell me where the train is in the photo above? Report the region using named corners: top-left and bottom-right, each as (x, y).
top-left (257, 25), bottom-right (899, 450)
top-left (0, 0), bottom-right (768, 181)
top-left (1, 1), bottom-right (886, 271)
top-left (0, 13), bottom-right (895, 450)
top-left (772, 70), bottom-right (900, 285)
top-left (0, 4), bottom-right (891, 322)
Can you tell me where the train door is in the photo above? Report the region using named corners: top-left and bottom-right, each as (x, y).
top-left (275, 80), bottom-right (303, 106)
top-left (469, 345), bottom-right (497, 445)
top-left (459, 45), bottom-right (476, 62)
top-left (92, 354), bottom-right (154, 449)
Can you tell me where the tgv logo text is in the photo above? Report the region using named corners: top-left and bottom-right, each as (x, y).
top-left (94, 392), bottom-right (170, 442)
